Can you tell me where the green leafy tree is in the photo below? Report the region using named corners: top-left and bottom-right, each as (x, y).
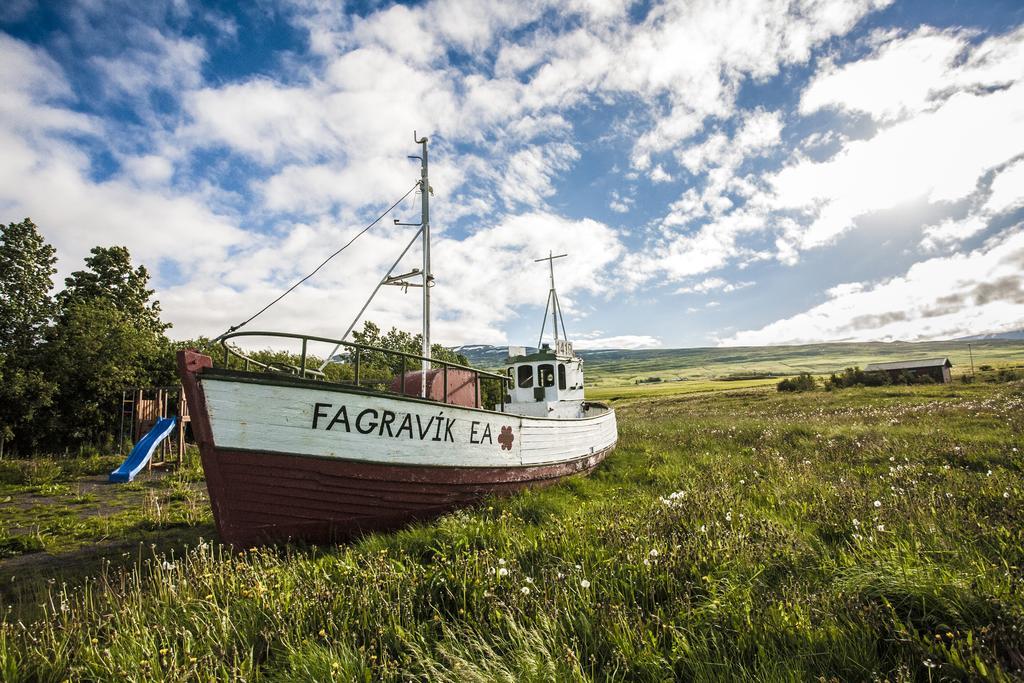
top-left (57, 246), bottom-right (170, 337)
top-left (43, 300), bottom-right (168, 449)
top-left (44, 246), bottom-right (172, 450)
top-left (350, 321), bottom-right (469, 376)
top-left (0, 219), bottom-right (58, 456)
top-left (348, 321), bottom-right (508, 407)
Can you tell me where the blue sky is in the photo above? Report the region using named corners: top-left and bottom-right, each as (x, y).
top-left (2, 0), bottom-right (1023, 350)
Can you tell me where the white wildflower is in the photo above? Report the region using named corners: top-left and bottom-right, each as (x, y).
top-left (498, 567), bottom-right (508, 577)
top-left (873, 500), bottom-right (882, 508)
top-left (580, 579), bottom-right (591, 589)
top-left (498, 558), bottom-right (506, 566)
top-left (649, 549), bottom-right (659, 558)
top-left (520, 586), bottom-right (530, 595)
top-left (852, 518), bottom-right (860, 528)
top-left (877, 524), bottom-right (885, 532)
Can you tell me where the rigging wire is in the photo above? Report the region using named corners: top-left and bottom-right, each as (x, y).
top-left (214, 182), bottom-right (420, 341)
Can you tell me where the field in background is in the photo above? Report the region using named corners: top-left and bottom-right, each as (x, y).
top-left (587, 377), bottom-right (780, 401)
top-left (2, 379), bottom-right (1022, 680)
top-left (581, 338), bottom-right (1024, 387)
top-left (461, 339), bottom-right (1024, 392)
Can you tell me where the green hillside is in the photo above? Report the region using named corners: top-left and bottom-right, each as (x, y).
top-left (581, 339), bottom-right (1024, 387)
top-left (461, 339), bottom-right (1024, 401)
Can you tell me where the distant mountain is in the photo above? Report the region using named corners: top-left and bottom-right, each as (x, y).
top-left (454, 344), bottom-right (626, 366)
top-left (957, 330), bottom-right (1024, 341)
top-left (454, 345), bottom-right (513, 365)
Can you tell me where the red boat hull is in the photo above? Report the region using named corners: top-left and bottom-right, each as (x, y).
top-left (178, 350), bottom-right (614, 546)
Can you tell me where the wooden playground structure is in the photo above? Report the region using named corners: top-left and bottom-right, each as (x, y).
top-left (118, 386), bottom-right (192, 470)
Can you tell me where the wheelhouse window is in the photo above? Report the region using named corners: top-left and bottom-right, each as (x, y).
top-left (558, 364), bottom-right (566, 390)
top-left (539, 364), bottom-right (555, 388)
top-left (517, 365), bottom-right (534, 388)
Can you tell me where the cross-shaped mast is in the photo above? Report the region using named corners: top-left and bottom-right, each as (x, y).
top-left (535, 251), bottom-right (568, 348)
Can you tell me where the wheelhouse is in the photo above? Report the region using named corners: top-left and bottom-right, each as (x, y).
top-left (504, 339), bottom-right (585, 418)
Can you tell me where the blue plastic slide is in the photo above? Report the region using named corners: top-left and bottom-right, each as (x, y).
top-left (109, 416), bottom-right (177, 483)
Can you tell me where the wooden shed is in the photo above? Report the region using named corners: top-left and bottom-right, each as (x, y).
top-left (864, 358), bottom-right (953, 384)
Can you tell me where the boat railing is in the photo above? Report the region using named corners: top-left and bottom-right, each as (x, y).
top-left (216, 330), bottom-right (511, 410)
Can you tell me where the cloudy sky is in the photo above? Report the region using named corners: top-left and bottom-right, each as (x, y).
top-left (2, 0), bottom-right (1023, 350)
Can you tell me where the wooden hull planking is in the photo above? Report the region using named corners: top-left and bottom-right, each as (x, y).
top-left (177, 350), bottom-right (617, 545)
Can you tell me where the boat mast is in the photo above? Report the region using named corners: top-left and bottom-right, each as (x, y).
top-left (319, 134), bottom-right (433, 385)
top-left (535, 251), bottom-right (567, 348)
top-left (416, 133), bottom-right (431, 378)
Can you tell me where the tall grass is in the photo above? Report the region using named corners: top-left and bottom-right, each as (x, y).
top-left (2, 382), bottom-right (1022, 680)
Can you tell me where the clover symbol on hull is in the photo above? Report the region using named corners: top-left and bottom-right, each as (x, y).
top-left (498, 426), bottom-right (515, 450)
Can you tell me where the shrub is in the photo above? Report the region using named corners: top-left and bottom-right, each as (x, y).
top-left (778, 373), bottom-right (817, 392)
top-left (0, 533), bottom-right (45, 558)
top-left (0, 458), bottom-right (64, 486)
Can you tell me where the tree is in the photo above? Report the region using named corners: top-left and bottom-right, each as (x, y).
top-left (44, 246), bottom-right (172, 450)
top-left (43, 299), bottom-right (167, 449)
top-left (0, 219), bottom-right (56, 354)
top-left (57, 246), bottom-right (170, 337)
top-left (350, 321), bottom-right (470, 376)
top-left (0, 219), bottom-right (58, 456)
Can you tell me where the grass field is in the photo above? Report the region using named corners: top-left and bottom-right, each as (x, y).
top-left (2, 378), bottom-right (1023, 680)
top-left (452, 338), bottom-right (1024, 388)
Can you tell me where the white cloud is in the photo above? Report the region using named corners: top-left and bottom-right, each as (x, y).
top-left (608, 190), bottom-right (633, 214)
top-left (90, 26), bottom-right (206, 99)
top-left (498, 143), bottom-right (580, 209)
top-left (722, 224), bottom-right (1024, 345)
top-left (920, 215), bottom-right (988, 251)
top-left (985, 158), bottom-right (1024, 215)
top-left (676, 277), bottom-right (755, 294)
top-left (800, 28), bottom-right (966, 121)
top-left (573, 334), bottom-right (661, 349)
top-left (649, 165), bottom-right (672, 183)
top-left (775, 26), bottom-right (1024, 250)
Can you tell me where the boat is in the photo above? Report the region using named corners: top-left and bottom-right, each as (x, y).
top-left (177, 134), bottom-right (617, 546)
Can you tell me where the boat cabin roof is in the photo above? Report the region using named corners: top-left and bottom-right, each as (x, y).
top-left (507, 340), bottom-right (577, 364)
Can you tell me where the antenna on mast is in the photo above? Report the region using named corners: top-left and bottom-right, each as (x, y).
top-left (535, 251), bottom-right (568, 348)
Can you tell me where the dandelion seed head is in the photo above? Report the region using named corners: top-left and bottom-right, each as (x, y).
top-left (498, 567), bottom-right (508, 577)
top-left (873, 500), bottom-right (882, 508)
top-left (580, 579), bottom-right (591, 589)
